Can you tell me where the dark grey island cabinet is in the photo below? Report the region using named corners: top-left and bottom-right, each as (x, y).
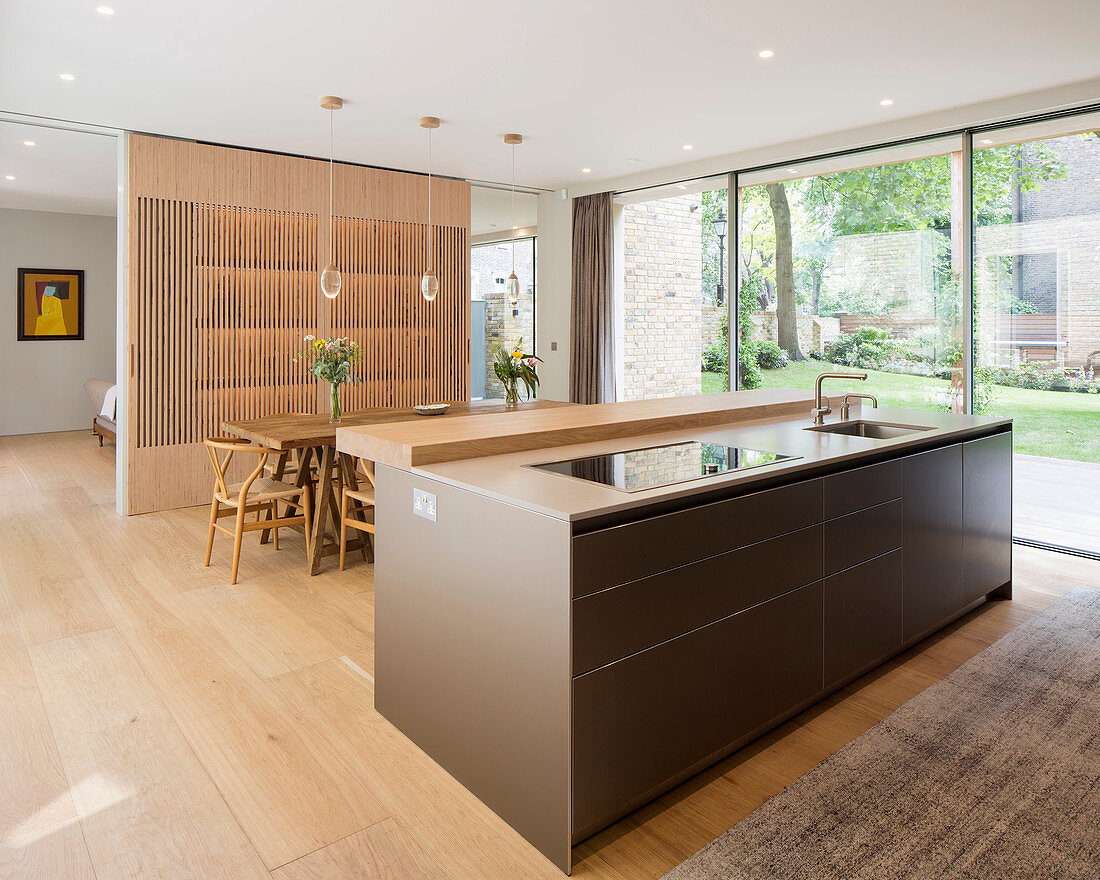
top-left (373, 425), bottom-right (1013, 874)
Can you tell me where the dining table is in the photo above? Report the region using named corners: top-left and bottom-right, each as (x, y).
top-left (222, 399), bottom-right (572, 575)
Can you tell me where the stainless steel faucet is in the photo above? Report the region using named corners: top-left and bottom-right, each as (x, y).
top-left (840, 393), bottom-right (878, 421)
top-left (812, 372), bottom-right (868, 425)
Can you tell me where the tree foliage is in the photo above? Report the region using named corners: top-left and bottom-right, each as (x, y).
top-left (744, 140), bottom-right (1069, 361)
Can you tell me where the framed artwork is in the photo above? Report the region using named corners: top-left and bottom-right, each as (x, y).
top-left (18, 268), bottom-right (85, 341)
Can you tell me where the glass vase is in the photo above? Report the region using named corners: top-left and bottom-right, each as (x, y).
top-left (504, 379), bottom-right (520, 408)
top-left (330, 382), bottom-right (342, 424)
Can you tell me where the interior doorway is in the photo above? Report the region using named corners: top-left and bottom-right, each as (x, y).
top-left (0, 117), bottom-right (120, 504)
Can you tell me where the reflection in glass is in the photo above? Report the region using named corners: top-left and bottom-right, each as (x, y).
top-left (533, 441), bottom-right (797, 493)
top-left (737, 144), bottom-right (962, 413)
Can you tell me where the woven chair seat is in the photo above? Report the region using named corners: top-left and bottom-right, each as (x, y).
top-left (216, 476), bottom-right (304, 505)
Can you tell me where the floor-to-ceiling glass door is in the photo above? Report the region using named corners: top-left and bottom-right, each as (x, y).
top-left (736, 137), bottom-right (967, 410)
top-left (973, 113), bottom-right (1100, 554)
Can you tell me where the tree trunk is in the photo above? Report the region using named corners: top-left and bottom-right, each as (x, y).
top-left (811, 270), bottom-right (822, 314)
top-left (767, 182), bottom-right (804, 360)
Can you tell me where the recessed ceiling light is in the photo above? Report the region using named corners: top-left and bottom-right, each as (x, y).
top-left (980, 138), bottom-right (993, 145)
top-left (677, 185), bottom-right (687, 190)
top-left (4, 175), bottom-right (14, 181)
top-left (23, 140), bottom-right (35, 147)
top-left (758, 50), bottom-right (774, 58)
top-left (879, 98), bottom-right (894, 106)
top-left (627, 157), bottom-right (641, 163)
top-left (787, 168), bottom-right (798, 174)
top-left (59, 72), bottom-right (75, 81)
top-left (581, 168), bottom-right (592, 174)
top-left (682, 144), bottom-right (693, 151)
top-left (96, 5), bottom-right (115, 14)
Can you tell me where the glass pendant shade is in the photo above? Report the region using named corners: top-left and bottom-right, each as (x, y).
top-left (420, 270), bottom-right (439, 302)
top-left (320, 262), bottom-right (342, 299)
top-left (506, 271), bottom-right (520, 306)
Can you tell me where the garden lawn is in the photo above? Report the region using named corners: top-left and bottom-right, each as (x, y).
top-left (703, 357), bottom-right (1100, 464)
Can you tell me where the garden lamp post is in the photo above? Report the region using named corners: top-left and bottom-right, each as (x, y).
top-left (712, 209), bottom-right (728, 306)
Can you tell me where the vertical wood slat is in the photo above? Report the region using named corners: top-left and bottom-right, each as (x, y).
top-left (127, 135), bottom-right (470, 513)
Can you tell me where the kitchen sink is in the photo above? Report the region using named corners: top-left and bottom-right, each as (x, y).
top-left (805, 420), bottom-right (932, 440)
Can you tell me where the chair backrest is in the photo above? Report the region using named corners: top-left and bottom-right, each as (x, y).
top-left (355, 457), bottom-right (376, 488)
top-left (203, 437), bottom-right (271, 500)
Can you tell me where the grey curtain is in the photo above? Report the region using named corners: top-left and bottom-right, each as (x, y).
top-left (570, 192), bottom-right (615, 404)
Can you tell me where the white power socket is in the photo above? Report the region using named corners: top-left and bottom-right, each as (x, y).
top-left (413, 488), bottom-right (437, 522)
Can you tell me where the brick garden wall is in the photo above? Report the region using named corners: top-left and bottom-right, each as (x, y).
top-left (621, 196), bottom-right (703, 400)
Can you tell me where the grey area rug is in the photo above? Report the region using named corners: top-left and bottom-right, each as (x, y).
top-left (662, 587), bottom-right (1100, 880)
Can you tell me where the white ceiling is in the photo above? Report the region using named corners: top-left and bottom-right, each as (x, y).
top-left (0, 121), bottom-right (117, 215)
top-left (2, 0), bottom-right (1100, 191)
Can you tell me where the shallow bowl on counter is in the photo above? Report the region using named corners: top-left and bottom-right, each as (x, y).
top-left (414, 403), bottom-right (451, 416)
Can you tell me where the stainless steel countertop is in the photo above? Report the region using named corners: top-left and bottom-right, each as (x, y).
top-left (396, 405), bottom-right (1011, 523)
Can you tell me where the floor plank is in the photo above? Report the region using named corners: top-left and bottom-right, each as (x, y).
top-left (272, 817), bottom-right (449, 880)
top-left (0, 574), bottom-right (96, 880)
top-left (29, 627), bottom-right (269, 880)
top-left (0, 488), bottom-right (114, 646)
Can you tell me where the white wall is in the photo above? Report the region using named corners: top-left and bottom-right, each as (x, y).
top-left (535, 191), bottom-right (572, 400)
top-left (0, 207), bottom-right (117, 436)
top-left (533, 78), bottom-right (1100, 403)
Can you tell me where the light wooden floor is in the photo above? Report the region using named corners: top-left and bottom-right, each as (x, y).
top-left (2, 430), bottom-right (1099, 880)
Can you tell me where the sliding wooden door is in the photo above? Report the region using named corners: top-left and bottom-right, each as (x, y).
top-left (126, 136), bottom-right (470, 513)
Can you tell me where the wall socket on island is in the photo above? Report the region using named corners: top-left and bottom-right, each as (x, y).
top-left (413, 488), bottom-right (437, 522)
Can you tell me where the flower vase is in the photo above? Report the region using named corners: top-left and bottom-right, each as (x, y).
top-left (330, 382), bottom-right (343, 424)
top-left (504, 379), bottom-right (520, 408)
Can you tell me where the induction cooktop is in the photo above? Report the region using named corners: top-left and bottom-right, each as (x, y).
top-left (530, 441), bottom-right (799, 493)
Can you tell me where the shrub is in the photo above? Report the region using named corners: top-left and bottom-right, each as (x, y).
top-left (738, 347), bottom-right (762, 389)
top-left (823, 327), bottom-right (902, 370)
top-left (701, 313), bottom-right (730, 374)
top-left (752, 339), bottom-right (789, 370)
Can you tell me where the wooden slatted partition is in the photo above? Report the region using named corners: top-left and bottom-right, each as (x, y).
top-left (127, 135), bottom-right (471, 513)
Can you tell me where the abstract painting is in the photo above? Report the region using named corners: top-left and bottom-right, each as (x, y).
top-left (18, 268), bottom-right (84, 340)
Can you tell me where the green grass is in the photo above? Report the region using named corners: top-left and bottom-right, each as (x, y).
top-left (703, 358), bottom-right (1100, 463)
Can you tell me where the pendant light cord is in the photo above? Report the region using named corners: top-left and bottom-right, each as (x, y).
top-left (427, 125), bottom-right (433, 269)
top-left (328, 109), bottom-right (334, 266)
top-left (511, 143), bottom-right (516, 275)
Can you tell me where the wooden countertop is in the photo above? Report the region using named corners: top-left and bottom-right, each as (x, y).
top-left (335, 389), bottom-right (824, 468)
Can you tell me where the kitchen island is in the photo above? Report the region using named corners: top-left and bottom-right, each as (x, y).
top-left (336, 390), bottom-right (1013, 873)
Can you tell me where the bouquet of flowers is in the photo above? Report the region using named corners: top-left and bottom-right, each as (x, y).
top-left (295, 335), bottom-right (362, 422)
top-left (492, 338), bottom-right (541, 407)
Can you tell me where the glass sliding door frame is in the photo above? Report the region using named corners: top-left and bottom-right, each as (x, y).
top-left (613, 101), bottom-right (1100, 414)
top-left (727, 172), bottom-right (738, 393)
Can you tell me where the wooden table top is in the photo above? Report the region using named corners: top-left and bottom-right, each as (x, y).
top-left (334, 389), bottom-right (826, 469)
top-left (223, 399), bottom-right (573, 451)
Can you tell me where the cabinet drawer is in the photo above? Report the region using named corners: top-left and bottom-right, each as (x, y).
top-left (572, 478), bottom-right (822, 598)
top-left (572, 582), bottom-right (823, 839)
top-left (823, 458), bottom-right (902, 519)
top-left (824, 549), bottom-right (903, 687)
top-left (573, 524), bottom-right (823, 676)
top-left (823, 498), bottom-right (902, 576)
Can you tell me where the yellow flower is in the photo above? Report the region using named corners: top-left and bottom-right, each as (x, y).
top-left (511, 350), bottom-right (523, 359)
top-left (315, 340), bottom-right (323, 349)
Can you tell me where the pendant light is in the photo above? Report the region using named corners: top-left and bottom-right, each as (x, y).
top-left (504, 133), bottom-right (523, 313)
top-left (319, 95), bottom-right (343, 299)
top-left (419, 116), bottom-right (440, 302)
